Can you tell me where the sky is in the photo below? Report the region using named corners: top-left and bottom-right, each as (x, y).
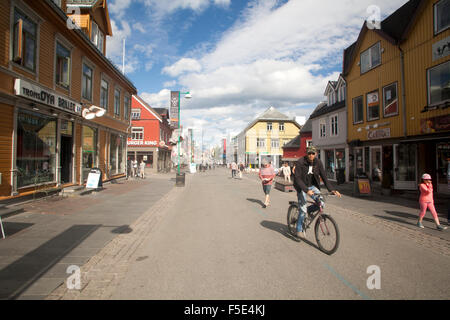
top-left (106, 0), bottom-right (408, 149)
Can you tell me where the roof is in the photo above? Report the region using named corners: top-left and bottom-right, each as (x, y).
top-left (132, 95), bottom-right (162, 122)
top-left (153, 108), bottom-right (169, 116)
top-left (66, 0), bottom-right (113, 36)
top-left (283, 135), bottom-right (301, 149)
top-left (343, 0), bottom-right (424, 76)
top-left (310, 100), bottom-right (346, 119)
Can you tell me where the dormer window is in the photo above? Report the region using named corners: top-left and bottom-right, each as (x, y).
top-left (91, 21), bottom-right (104, 53)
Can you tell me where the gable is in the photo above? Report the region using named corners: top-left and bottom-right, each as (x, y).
top-left (132, 96), bottom-right (162, 122)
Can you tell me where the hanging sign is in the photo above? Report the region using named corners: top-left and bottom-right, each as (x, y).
top-left (170, 91), bottom-right (179, 124)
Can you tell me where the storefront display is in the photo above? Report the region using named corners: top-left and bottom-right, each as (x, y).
top-left (82, 125), bottom-right (98, 182)
top-left (437, 143), bottom-right (450, 194)
top-left (16, 110), bottom-right (57, 188)
top-left (325, 150), bottom-right (335, 180)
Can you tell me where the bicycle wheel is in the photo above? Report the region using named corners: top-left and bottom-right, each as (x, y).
top-left (314, 214), bottom-right (340, 255)
top-left (287, 205), bottom-right (298, 236)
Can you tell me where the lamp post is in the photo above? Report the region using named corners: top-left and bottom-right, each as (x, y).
top-left (177, 91), bottom-right (191, 175)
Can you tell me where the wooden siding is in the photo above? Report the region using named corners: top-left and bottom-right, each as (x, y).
top-left (0, 104), bottom-right (13, 196)
top-left (346, 30), bottom-right (404, 143)
top-left (0, 0), bottom-right (10, 69)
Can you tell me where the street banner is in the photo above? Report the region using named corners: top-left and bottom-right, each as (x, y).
top-left (170, 91), bottom-right (179, 125)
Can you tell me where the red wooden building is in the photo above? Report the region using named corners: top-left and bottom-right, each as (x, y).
top-left (127, 95), bottom-right (173, 172)
top-left (282, 118), bottom-right (312, 163)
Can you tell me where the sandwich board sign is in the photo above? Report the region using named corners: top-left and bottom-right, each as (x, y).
top-left (86, 169), bottom-right (102, 189)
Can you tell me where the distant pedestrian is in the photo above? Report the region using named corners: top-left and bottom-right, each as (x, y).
top-left (132, 159), bottom-right (138, 177)
top-left (259, 159), bottom-right (275, 208)
top-left (417, 173), bottom-right (447, 231)
top-left (231, 162), bottom-right (237, 178)
top-left (139, 160), bottom-right (146, 179)
top-left (239, 163), bottom-right (244, 179)
top-left (282, 163), bottom-right (291, 182)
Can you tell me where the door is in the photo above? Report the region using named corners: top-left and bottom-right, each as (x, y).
top-left (60, 135), bottom-right (73, 184)
top-left (394, 144), bottom-right (417, 190)
top-left (370, 146), bottom-right (382, 183)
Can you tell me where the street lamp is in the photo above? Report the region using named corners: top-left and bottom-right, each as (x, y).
top-left (177, 91), bottom-right (191, 175)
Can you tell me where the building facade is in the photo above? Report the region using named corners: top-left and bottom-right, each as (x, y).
top-left (344, 0), bottom-right (450, 192)
top-left (0, 0), bottom-right (136, 197)
top-left (311, 76), bottom-right (349, 183)
top-left (236, 106), bottom-right (302, 169)
top-left (127, 95), bottom-right (173, 173)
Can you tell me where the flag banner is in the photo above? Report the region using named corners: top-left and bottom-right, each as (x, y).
top-left (170, 91), bottom-right (179, 123)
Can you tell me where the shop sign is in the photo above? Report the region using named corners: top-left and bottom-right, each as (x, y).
top-left (432, 36), bottom-right (450, 62)
top-left (127, 140), bottom-right (158, 146)
top-left (367, 128), bottom-right (390, 140)
top-left (14, 79), bottom-right (82, 115)
top-left (357, 178), bottom-right (371, 195)
top-left (420, 115), bottom-right (450, 134)
top-left (170, 91), bottom-right (179, 124)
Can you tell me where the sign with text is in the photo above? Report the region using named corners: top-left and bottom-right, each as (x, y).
top-left (86, 171), bottom-right (101, 189)
top-left (367, 128), bottom-right (390, 140)
top-left (420, 115), bottom-right (450, 134)
top-left (14, 79), bottom-right (82, 115)
top-left (127, 140), bottom-right (158, 146)
top-left (170, 91), bottom-right (179, 124)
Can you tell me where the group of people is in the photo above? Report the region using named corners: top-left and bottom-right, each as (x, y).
top-left (128, 159), bottom-right (146, 179)
top-left (230, 162), bottom-right (245, 179)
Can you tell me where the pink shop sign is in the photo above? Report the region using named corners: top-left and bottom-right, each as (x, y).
top-left (367, 128), bottom-right (390, 140)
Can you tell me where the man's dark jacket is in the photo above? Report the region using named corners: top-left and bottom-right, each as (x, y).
top-left (293, 156), bottom-right (334, 194)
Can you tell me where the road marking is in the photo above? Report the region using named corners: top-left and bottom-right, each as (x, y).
top-left (323, 263), bottom-right (373, 300)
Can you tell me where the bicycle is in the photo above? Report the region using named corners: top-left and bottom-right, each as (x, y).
top-left (287, 192), bottom-right (340, 255)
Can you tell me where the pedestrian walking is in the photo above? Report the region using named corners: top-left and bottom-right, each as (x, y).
top-left (231, 162), bottom-right (237, 178)
top-left (282, 163), bottom-right (291, 182)
top-left (239, 163), bottom-right (244, 179)
top-left (417, 173), bottom-right (447, 231)
top-left (259, 159), bottom-right (275, 208)
top-left (139, 160), bottom-right (146, 179)
top-left (132, 159), bottom-right (138, 178)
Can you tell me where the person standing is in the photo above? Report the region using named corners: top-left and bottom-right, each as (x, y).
top-left (282, 163), bottom-right (291, 182)
top-left (132, 159), bottom-right (138, 178)
top-left (239, 163), bottom-right (244, 179)
top-left (139, 160), bottom-right (146, 179)
top-left (259, 159), bottom-right (275, 208)
top-left (231, 162), bottom-right (237, 178)
top-left (417, 173), bottom-right (447, 231)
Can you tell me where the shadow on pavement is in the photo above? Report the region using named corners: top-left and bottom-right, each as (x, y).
top-left (373, 215), bottom-right (417, 227)
top-left (246, 198), bottom-right (265, 208)
top-left (2, 222), bottom-right (34, 238)
top-left (111, 225), bottom-right (133, 234)
top-left (260, 220), bottom-right (321, 251)
top-left (384, 210), bottom-right (436, 224)
top-left (0, 224), bottom-right (101, 300)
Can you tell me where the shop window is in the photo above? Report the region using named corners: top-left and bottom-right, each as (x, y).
top-left (367, 90), bottom-right (380, 121)
top-left (13, 8), bottom-right (37, 72)
top-left (16, 111), bottom-right (56, 188)
top-left (55, 42), bottom-right (70, 89)
top-left (427, 61), bottom-right (450, 105)
top-left (100, 79), bottom-right (108, 110)
top-left (82, 63), bottom-right (93, 100)
top-left (82, 126), bottom-right (98, 182)
top-left (360, 42), bottom-right (381, 74)
top-left (325, 150), bottom-right (335, 180)
top-left (383, 82), bottom-right (398, 117)
top-left (114, 88), bottom-right (121, 116)
top-left (353, 96), bottom-right (363, 124)
top-left (437, 143), bottom-right (450, 186)
top-left (118, 136), bottom-right (125, 173)
top-left (434, 0), bottom-right (450, 34)
top-left (110, 133), bottom-right (118, 175)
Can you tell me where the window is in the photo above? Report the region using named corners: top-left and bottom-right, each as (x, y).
top-left (383, 82), bottom-right (398, 117)
top-left (360, 42), bottom-right (381, 74)
top-left (271, 139), bottom-right (279, 148)
top-left (279, 122), bottom-right (284, 131)
top-left (257, 138), bottom-right (266, 148)
top-left (267, 123), bottom-right (272, 131)
top-left (100, 79), bottom-right (108, 110)
top-left (124, 95), bottom-right (130, 120)
top-left (114, 88), bottom-right (121, 116)
top-left (319, 119), bottom-right (326, 138)
top-left (131, 109), bottom-right (141, 120)
top-left (353, 96), bottom-right (364, 124)
top-left (90, 21), bottom-right (104, 53)
top-left (434, 0), bottom-right (450, 34)
top-left (339, 86), bottom-right (346, 102)
top-left (131, 127), bottom-right (144, 140)
top-left (98, 30), bottom-right (104, 53)
top-left (330, 114), bottom-right (338, 137)
top-left (428, 61), bottom-right (450, 105)
top-left (13, 8), bottom-right (37, 72)
top-left (367, 90), bottom-right (380, 121)
top-left (82, 63), bottom-right (93, 100)
top-left (306, 140), bottom-right (313, 147)
top-left (55, 42), bottom-right (70, 89)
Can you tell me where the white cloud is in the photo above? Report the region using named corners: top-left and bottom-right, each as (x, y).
top-left (109, 0), bottom-right (133, 18)
top-left (133, 22), bottom-right (147, 33)
top-left (163, 80), bottom-right (177, 88)
top-left (142, 0), bottom-right (230, 17)
top-left (162, 58), bottom-right (202, 77)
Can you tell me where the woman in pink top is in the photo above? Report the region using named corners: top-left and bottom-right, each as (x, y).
top-left (259, 160), bottom-right (276, 208)
top-left (417, 173), bottom-right (447, 231)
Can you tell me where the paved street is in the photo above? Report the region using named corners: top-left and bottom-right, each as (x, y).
top-left (37, 168), bottom-right (450, 300)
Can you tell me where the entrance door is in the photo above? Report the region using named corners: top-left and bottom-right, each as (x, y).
top-left (60, 135), bottom-right (73, 184)
top-left (394, 144), bottom-right (417, 190)
top-left (370, 146), bottom-right (382, 183)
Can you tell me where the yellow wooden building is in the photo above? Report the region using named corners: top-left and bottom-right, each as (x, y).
top-left (344, 0), bottom-right (449, 192)
top-left (235, 107), bottom-right (301, 168)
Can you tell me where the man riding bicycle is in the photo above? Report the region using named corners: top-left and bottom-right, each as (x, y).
top-left (293, 146), bottom-right (342, 239)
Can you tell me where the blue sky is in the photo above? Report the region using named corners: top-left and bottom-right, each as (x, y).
top-left (106, 0), bottom-right (408, 149)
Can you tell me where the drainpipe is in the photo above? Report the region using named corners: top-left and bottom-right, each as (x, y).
top-left (398, 45), bottom-right (407, 138)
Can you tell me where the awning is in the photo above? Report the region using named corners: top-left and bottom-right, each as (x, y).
top-left (281, 158), bottom-right (299, 162)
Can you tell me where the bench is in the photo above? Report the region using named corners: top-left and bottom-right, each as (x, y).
top-left (275, 180), bottom-right (295, 192)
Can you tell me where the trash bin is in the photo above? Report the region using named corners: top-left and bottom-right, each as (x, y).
top-left (176, 172), bottom-right (185, 187)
